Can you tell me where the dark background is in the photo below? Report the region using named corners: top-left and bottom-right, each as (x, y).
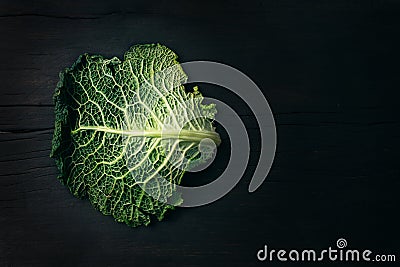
top-left (0, 0), bottom-right (399, 266)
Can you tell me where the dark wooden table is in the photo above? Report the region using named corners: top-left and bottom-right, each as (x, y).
top-left (1, 1), bottom-right (399, 266)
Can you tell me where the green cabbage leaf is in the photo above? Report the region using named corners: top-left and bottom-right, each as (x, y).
top-left (50, 44), bottom-right (220, 227)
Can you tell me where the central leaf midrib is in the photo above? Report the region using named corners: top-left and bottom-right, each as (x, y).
top-left (72, 126), bottom-right (221, 145)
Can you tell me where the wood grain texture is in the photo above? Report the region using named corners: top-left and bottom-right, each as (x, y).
top-left (1, 0), bottom-right (399, 266)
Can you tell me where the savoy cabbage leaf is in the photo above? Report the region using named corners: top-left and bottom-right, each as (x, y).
top-left (50, 44), bottom-right (220, 227)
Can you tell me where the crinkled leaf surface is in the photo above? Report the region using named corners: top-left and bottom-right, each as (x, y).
top-left (51, 44), bottom-right (220, 227)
